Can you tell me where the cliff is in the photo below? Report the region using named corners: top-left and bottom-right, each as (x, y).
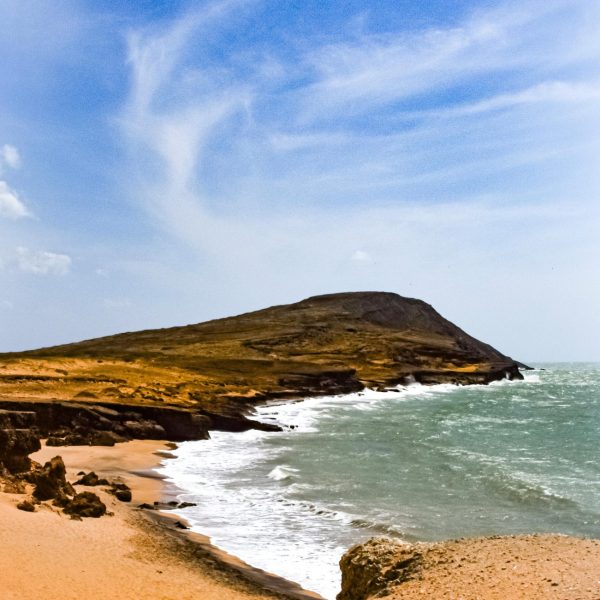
top-left (0, 292), bottom-right (522, 440)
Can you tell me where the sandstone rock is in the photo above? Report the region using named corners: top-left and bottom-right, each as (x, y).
top-left (63, 491), bottom-right (106, 518)
top-left (1, 476), bottom-right (27, 494)
top-left (338, 538), bottom-right (422, 600)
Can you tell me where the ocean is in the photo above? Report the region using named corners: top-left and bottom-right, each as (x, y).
top-left (160, 364), bottom-right (600, 599)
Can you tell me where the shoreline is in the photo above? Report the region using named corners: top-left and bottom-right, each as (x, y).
top-left (2, 435), bottom-right (599, 599)
top-left (0, 440), bottom-right (324, 600)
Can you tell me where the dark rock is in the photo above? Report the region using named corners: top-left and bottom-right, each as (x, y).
top-left (74, 471), bottom-right (109, 486)
top-left (106, 481), bottom-right (131, 502)
top-left (114, 489), bottom-right (132, 502)
top-left (88, 430), bottom-right (122, 446)
top-left (173, 520), bottom-right (188, 529)
top-left (46, 434), bottom-right (86, 447)
top-left (0, 426), bottom-right (41, 473)
top-left (110, 482), bottom-right (129, 491)
top-left (177, 501), bottom-right (197, 508)
top-left (0, 400), bottom-right (211, 443)
top-left (30, 456), bottom-right (75, 502)
top-left (0, 409), bottom-right (37, 429)
top-left (122, 419), bottom-right (166, 439)
top-left (137, 503), bottom-right (155, 510)
top-left (63, 491), bottom-right (106, 518)
top-left (16, 499), bottom-right (36, 512)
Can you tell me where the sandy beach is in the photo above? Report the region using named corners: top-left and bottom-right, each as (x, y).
top-left (2, 440), bottom-right (600, 600)
top-left (0, 440), bottom-right (321, 600)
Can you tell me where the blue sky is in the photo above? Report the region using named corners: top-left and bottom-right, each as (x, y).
top-left (1, 0), bottom-right (599, 361)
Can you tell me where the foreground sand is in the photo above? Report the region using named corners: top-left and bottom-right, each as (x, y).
top-left (0, 441), bottom-right (320, 600)
top-left (378, 535), bottom-right (600, 600)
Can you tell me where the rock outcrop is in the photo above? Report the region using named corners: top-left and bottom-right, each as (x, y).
top-left (63, 491), bottom-right (106, 518)
top-left (0, 409), bottom-right (41, 474)
top-left (0, 400), bottom-right (213, 447)
top-left (30, 456), bottom-right (75, 504)
top-left (338, 538), bottom-right (423, 600)
top-left (338, 535), bottom-right (600, 600)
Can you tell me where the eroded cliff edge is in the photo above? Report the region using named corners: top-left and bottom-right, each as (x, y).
top-left (0, 292), bottom-right (523, 440)
top-left (338, 535), bottom-right (600, 600)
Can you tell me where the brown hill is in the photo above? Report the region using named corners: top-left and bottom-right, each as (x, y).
top-left (0, 292), bottom-right (522, 433)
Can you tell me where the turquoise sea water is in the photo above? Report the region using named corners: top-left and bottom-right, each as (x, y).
top-left (161, 364), bottom-right (600, 598)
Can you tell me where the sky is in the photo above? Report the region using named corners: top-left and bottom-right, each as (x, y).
top-left (1, 0), bottom-right (599, 361)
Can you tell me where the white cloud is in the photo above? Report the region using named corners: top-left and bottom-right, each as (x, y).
top-left (1, 144), bottom-right (21, 169)
top-left (0, 180), bottom-right (30, 219)
top-left (0, 299), bottom-right (13, 310)
top-left (421, 80), bottom-right (600, 119)
top-left (113, 1), bottom-right (600, 362)
top-left (121, 1), bottom-right (252, 244)
top-left (15, 246), bottom-right (71, 275)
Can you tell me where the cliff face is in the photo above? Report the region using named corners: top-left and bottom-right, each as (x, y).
top-left (0, 292), bottom-right (522, 432)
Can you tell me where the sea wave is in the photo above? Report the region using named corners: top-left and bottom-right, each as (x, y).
top-left (267, 465), bottom-right (299, 481)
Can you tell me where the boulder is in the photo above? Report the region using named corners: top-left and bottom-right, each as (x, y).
top-left (108, 481), bottom-right (132, 502)
top-left (114, 489), bottom-right (132, 502)
top-left (30, 456), bottom-right (75, 503)
top-left (16, 499), bottom-right (36, 512)
top-left (63, 491), bottom-right (106, 518)
top-left (74, 471), bottom-right (109, 486)
top-left (338, 538), bottom-right (422, 600)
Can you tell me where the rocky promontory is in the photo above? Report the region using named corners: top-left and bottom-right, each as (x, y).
top-left (0, 292), bottom-right (523, 444)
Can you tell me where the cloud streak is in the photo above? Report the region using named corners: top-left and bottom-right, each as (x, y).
top-left (15, 247), bottom-right (71, 275)
top-left (111, 0), bottom-right (600, 360)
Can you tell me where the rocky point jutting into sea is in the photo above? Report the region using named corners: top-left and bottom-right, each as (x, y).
top-left (9, 292), bottom-right (599, 600)
top-left (0, 291), bottom-right (523, 441)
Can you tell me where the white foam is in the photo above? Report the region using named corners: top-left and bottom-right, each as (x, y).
top-left (268, 465), bottom-right (299, 481)
top-left (158, 377), bottom-right (535, 599)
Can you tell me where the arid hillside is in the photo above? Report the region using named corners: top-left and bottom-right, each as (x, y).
top-left (0, 292), bottom-right (522, 428)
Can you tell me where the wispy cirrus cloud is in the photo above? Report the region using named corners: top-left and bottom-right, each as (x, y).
top-left (15, 246), bottom-right (71, 275)
top-left (113, 0), bottom-right (599, 359)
